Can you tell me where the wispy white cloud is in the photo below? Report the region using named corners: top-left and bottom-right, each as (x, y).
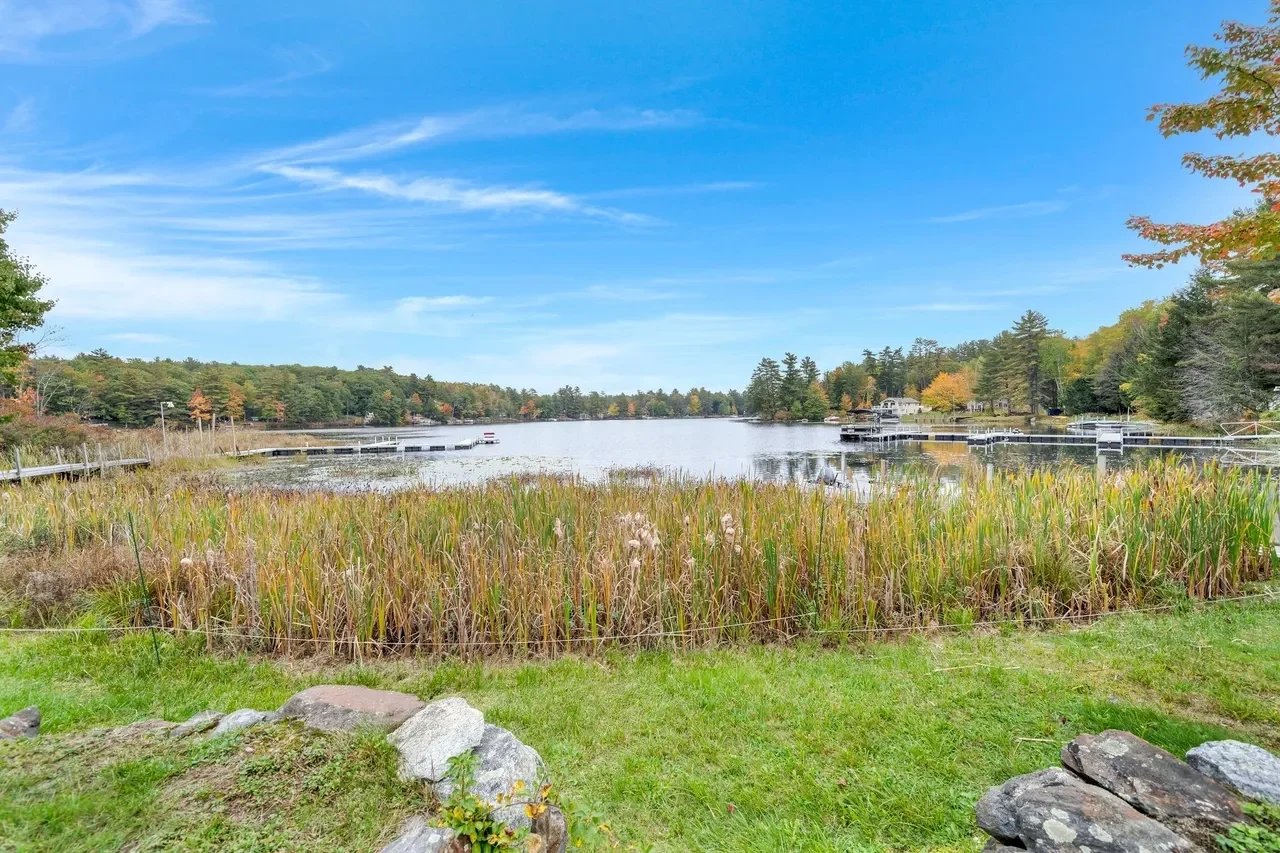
top-left (198, 46), bottom-right (332, 97)
top-left (128, 0), bottom-right (205, 35)
top-left (395, 295), bottom-right (493, 316)
top-left (577, 284), bottom-right (683, 302)
top-left (2, 97), bottom-right (35, 133)
top-left (255, 106), bottom-right (703, 165)
top-left (28, 234), bottom-right (341, 322)
top-left (265, 164), bottom-right (652, 224)
top-left (105, 331), bottom-right (177, 344)
top-left (927, 200), bottom-right (1067, 224)
top-left (0, 0), bottom-right (205, 60)
top-left (583, 180), bottom-right (758, 200)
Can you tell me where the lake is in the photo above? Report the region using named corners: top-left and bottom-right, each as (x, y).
top-left (231, 419), bottom-right (1246, 491)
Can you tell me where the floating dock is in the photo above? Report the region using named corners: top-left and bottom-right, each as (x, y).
top-left (228, 438), bottom-right (482, 458)
top-left (841, 429), bottom-right (1265, 449)
top-left (0, 458), bottom-right (151, 484)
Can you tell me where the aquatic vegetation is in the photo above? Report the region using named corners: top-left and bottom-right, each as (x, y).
top-left (0, 460), bottom-right (1273, 655)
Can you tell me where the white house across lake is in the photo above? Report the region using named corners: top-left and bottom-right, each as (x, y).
top-left (875, 397), bottom-right (924, 416)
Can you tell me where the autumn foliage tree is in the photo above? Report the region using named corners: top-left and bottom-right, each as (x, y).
top-left (1126, 3), bottom-right (1280, 268)
top-left (921, 371), bottom-right (973, 413)
top-left (187, 389), bottom-right (212, 424)
top-left (225, 384), bottom-right (245, 421)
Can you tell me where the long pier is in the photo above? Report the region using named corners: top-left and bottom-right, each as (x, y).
top-left (0, 458), bottom-right (150, 484)
top-left (228, 438), bottom-right (481, 458)
top-left (844, 430), bottom-right (1267, 449)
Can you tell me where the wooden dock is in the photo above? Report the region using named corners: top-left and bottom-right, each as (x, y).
top-left (228, 438), bottom-right (482, 458)
top-left (0, 458), bottom-right (150, 484)
top-left (843, 429), bottom-right (1267, 449)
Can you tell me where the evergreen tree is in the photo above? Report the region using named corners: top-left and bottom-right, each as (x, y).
top-left (746, 357), bottom-right (782, 417)
top-left (780, 353), bottom-right (802, 411)
top-left (1011, 310), bottom-right (1051, 415)
top-left (799, 356), bottom-right (820, 386)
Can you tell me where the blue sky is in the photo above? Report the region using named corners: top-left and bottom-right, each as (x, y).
top-left (0, 0), bottom-right (1261, 392)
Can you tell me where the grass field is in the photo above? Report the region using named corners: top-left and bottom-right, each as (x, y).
top-left (2, 595), bottom-right (1277, 851)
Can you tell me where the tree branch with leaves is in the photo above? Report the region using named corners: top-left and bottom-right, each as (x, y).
top-left (1126, 3), bottom-right (1280, 268)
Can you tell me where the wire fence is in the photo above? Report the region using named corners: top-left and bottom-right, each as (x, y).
top-left (2, 589), bottom-right (1275, 653)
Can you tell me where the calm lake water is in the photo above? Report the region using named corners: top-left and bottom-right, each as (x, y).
top-left (231, 419), bottom-right (1248, 491)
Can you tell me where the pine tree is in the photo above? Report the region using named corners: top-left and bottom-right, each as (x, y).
top-left (746, 357), bottom-right (783, 417)
top-left (781, 353), bottom-right (802, 411)
top-left (1011, 310), bottom-right (1051, 415)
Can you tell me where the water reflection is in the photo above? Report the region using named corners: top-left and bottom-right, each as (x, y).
top-left (232, 419), bottom-right (1246, 492)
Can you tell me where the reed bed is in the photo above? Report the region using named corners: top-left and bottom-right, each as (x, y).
top-left (0, 460), bottom-right (1274, 656)
top-left (6, 425), bottom-right (340, 468)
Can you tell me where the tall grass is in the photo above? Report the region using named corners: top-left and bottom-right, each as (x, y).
top-left (5, 425), bottom-right (338, 468)
top-left (0, 460), bottom-right (1273, 655)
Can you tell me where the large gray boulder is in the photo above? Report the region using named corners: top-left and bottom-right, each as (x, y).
top-left (170, 710), bottom-right (222, 739)
top-left (0, 706), bottom-right (40, 739)
top-left (436, 724), bottom-right (547, 831)
top-left (209, 708), bottom-right (281, 738)
top-left (280, 685), bottom-right (426, 733)
top-left (1187, 740), bottom-right (1280, 805)
top-left (1062, 729), bottom-right (1243, 846)
top-left (977, 767), bottom-right (1197, 852)
top-left (379, 816), bottom-right (460, 853)
top-left (388, 697), bottom-right (485, 782)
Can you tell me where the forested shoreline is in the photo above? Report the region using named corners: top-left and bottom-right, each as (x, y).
top-left (745, 259), bottom-right (1280, 423)
top-left (4, 260), bottom-right (1278, 437)
top-left (7, 352), bottom-right (744, 429)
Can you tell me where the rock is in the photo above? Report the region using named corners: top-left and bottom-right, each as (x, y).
top-left (1062, 729), bottom-right (1243, 846)
top-left (379, 816), bottom-right (461, 853)
top-left (209, 708), bottom-right (281, 738)
top-left (388, 697), bottom-right (485, 782)
top-left (977, 768), bottom-right (1089, 843)
top-left (977, 767), bottom-right (1197, 852)
top-left (1187, 740), bottom-right (1280, 805)
top-left (532, 805), bottom-right (568, 853)
top-left (0, 706), bottom-right (40, 739)
top-left (436, 724), bottom-right (546, 831)
top-left (280, 684), bottom-right (426, 733)
top-left (170, 710), bottom-right (223, 739)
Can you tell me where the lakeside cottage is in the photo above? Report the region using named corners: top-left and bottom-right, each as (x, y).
top-left (875, 397), bottom-right (924, 416)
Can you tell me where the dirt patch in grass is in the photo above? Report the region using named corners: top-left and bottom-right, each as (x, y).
top-left (0, 720), bottom-right (423, 853)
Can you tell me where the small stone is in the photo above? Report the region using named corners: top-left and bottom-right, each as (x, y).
top-left (170, 710), bottom-right (223, 739)
top-left (1187, 740), bottom-right (1280, 805)
top-left (1062, 729), bottom-right (1243, 847)
top-left (379, 816), bottom-right (460, 853)
top-left (388, 697), bottom-right (485, 782)
top-left (0, 706), bottom-right (40, 739)
top-left (209, 709), bottom-right (280, 738)
top-left (532, 805), bottom-right (568, 853)
top-left (280, 685), bottom-right (426, 733)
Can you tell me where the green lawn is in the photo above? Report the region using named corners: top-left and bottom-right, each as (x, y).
top-left (2, 597), bottom-right (1278, 852)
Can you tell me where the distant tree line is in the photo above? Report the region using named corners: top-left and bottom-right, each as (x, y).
top-left (745, 260), bottom-right (1280, 424)
top-left (6, 350), bottom-right (743, 428)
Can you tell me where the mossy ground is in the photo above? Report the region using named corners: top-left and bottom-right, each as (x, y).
top-left (1, 596), bottom-right (1277, 852)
